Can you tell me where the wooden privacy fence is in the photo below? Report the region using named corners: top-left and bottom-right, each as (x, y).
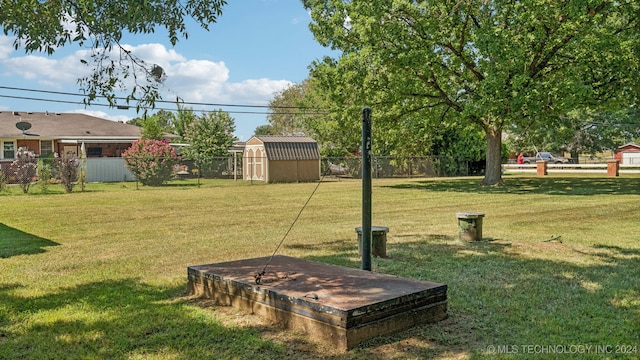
top-left (502, 161), bottom-right (640, 176)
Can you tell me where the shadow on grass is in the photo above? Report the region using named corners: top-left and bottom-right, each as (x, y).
top-left (3, 234), bottom-right (636, 359)
top-left (0, 279), bottom-right (291, 359)
top-left (161, 181), bottom-right (203, 188)
top-left (385, 177), bottom-right (640, 196)
top-left (0, 224), bottom-right (59, 258)
top-left (285, 239), bottom-right (360, 269)
top-left (291, 235), bottom-right (639, 358)
top-left (127, 182), bottom-right (202, 189)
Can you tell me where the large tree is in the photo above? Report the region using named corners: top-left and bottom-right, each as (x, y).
top-left (0, 0), bottom-right (227, 109)
top-left (268, 81), bottom-right (312, 136)
top-left (302, 0), bottom-right (639, 185)
top-left (268, 77), bottom-right (363, 157)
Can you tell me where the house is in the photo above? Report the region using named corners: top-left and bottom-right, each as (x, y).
top-left (614, 142), bottom-right (640, 165)
top-left (0, 111), bottom-right (142, 159)
top-left (0, 111), bottom-right (147, 183)
top-left (243, 135), bottom-right (320, 183)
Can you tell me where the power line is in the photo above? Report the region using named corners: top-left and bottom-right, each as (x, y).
top-left (0, 85), bottom-right (327, 112)
top-left (0, 93), bottom-right (328, 116)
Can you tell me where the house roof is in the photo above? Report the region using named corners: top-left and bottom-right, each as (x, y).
top-left (0, 111), bottom-right (141, 140)
top-left (616, 142), bottom-right (640, 151)
top-left (251, 135), bottom-right (320, 160)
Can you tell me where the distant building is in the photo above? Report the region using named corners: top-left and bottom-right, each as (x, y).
top-left (0, 111), bottom-right (142, 159)
top-left (614, 142), bottom-right (640, 165)
top-left (243, 135), bottom-right (320, 183)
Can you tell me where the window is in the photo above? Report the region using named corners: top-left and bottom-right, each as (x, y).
top-left (3, 141), bottom-right (15, 159)
top-left (87, 147), bottom-right (102, 156)
top-left (40, 140), bottom-right (53, 156)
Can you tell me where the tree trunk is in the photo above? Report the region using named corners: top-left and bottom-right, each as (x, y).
top-left (570, 150), bottom-right (579, 164)
top-left (482, 126), bottom-right (503, 186)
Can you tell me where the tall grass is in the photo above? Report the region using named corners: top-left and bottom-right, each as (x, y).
top-left (1, 175), bottom-right (638, 359)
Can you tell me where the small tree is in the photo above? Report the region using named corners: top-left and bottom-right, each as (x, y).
top-left (37, 157), bottom-right (53, 194)
top-left (10, 147), bottom-right (37, 194)
top-left (123, 139), bottom-right (180, 186)
top-left (133, 110), bottom-right (177, 140)
top-left (173, 106), bottom-right (197, 139)
top-left (52, 152), bottom-right (80, 193)
top-left (182, 110), bottom-right (237, 177)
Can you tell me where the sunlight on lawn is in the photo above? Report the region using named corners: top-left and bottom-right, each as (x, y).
top-left (0, 176), bottom-right (638, 359)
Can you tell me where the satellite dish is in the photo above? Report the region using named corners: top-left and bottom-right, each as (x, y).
top-left (16, 121), bottom-right (32, 132)
top-left (15, 121), bottom-right (39, 136)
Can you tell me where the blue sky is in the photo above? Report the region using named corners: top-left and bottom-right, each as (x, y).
top-left (0, 0), bottom-right (336, 141)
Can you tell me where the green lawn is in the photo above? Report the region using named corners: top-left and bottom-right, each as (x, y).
top-left (1, 175), bottom-right (638, 359)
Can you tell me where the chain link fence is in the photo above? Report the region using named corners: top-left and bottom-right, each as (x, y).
top-left (1, 155), bottom-right (480, 189)
top-left (0, 156), bottom-right (82, 193)
top-left (172, 156), bottom-right (478, 180)
top-left (323, 156), bottom-right (483, 178)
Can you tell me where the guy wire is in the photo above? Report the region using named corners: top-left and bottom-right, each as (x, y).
top-left (255, 168), bottom-right (332, 284)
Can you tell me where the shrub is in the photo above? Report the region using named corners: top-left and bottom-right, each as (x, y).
top-left (123, 139), bottom-right (180, 186)
top-left (0, 168), bottom-right (6, 192)
top-left (52, 153), bottom-right (80, 193)
top-left (10, 147), bottom-right (37, 194)
top-left (37, 158), bottom-right (53, 193)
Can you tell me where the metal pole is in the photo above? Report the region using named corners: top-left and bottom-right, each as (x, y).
top-left (233, 151), bottom-right (237, 181)
top-left (361, 107), bottom-right (372, 271)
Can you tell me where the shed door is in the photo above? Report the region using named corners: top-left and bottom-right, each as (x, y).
top-left (622, 152), bottom-right (640, 165)
top-left (244, 148), bottom-right (265, 181)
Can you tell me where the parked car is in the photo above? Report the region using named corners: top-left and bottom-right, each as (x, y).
top-left (522, 152), bottom-right (572, 164)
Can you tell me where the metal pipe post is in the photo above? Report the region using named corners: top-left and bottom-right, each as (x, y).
top-left (361, 107), bottom-right (372, 271)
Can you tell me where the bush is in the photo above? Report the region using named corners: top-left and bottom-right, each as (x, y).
top-left (123, 139), bottom-right (180, 186)
top-left (37, 158), bottom-right (53, 193)
top-left (52, 154), bottom-right (80, 193)
top-left (10, 147), bottom-right (37, 194)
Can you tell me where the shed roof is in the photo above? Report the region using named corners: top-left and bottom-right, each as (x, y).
top-left (0, 111), bottom-right (141, 139)
top-left (251, 135), bottom-right (320, 160)
top-left (254, 135), bottom-right (316, 143)
top-left (615, 142), bottom-right (640, 152)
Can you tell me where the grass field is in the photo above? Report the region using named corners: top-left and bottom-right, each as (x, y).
top-left (1, 175), bottom-right (639, 359)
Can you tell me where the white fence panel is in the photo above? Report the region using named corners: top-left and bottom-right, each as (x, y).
top-left (86, 158), bottom-right (136, 182)
top-left (503, 163), bottom-right (640, 175)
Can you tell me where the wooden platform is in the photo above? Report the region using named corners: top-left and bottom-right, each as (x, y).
top-left (187, 255), bottom-right (447, 351)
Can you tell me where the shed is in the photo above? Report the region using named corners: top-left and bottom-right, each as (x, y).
top-left (614, 142), bottom-right (640, 165)
top-left (243, 135), bottom-right (320, 183)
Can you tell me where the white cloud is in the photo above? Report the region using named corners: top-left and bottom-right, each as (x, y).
top-left (122, 43), bottom-right (186, 70)
top-left (164, 59), bottom-right (229, 102)
top-left (0, 36), bottom-right (14, 60)
top-left (1, 41), bottom-right (293, 111)
top-left (69, 109), bottom-right (131, 123)
top-left (224, 78), bottom-right (293, 105)
top-left (3, 52), bottom-right (91, 87)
